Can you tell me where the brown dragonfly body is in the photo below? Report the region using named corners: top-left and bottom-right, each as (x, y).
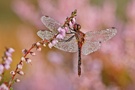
top-left (73, 24), bottom-right (85, 76)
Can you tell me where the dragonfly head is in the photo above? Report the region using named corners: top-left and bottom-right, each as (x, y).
top-left (74, 23), bottom-right (81, 31)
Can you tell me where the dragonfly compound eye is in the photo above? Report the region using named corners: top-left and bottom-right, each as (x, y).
top-left (73, 24), bottom-right (81, 31)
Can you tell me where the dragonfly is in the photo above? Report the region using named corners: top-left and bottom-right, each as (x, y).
top-left (37, 11), bottom-right (117, 76)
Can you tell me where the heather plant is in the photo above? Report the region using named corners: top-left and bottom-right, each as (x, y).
top-left (0, 43), bottom-right (43, 89)
top-left (0, 0), bottom-right (135, 90)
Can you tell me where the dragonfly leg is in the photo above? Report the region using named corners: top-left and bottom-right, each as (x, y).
top-left (66, 32), bottom-right (75, 34)
top-left (66, 26), bottom-right (76, 34)
top-left (59, 35), bottom-right (75, 42)
top-left (66, 28), bottom-right (75, 34)
top-left (68, 26), bottom-right (74, 31)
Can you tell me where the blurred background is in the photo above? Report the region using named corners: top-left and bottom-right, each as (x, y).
top-left (0, 0), bottom-right (135, 90)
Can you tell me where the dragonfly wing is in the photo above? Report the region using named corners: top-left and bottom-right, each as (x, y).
top-left (54, 34), bottom-right (78, 52)
top-left (82, 27), bottom-right (117, 55)
top-left (82, 41), bottom-right (101, 55)
top-left (37, 30), bottom-right (55, 40)
top-left (38, 16), bottom-right (62, 40)
top-left (41, 16), bottom-right (61, 34)
top-left (37, 30), bottom-right (78, 52)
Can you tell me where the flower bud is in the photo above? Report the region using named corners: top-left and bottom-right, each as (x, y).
top-left (7, 48), bottom-right (15, 53)
top-left (48, 42), bottom-right (53, 48)
top-left (69, 21), bottom-right (73, 28)
top-left (22, 49), bottom-right (28, 54)
top-left (15, 78), bottom-right (20, 82)
top-left (30, 52), bottom-right (36, 56)
top-left (36, 47), bottom-right (42, 51)
top-left (43, 43), bottom-right (46, 47)
top-left (10, 71), bottom-right (15, 75)
top-left (21, 57), bottom-right (26, 62)
top-left (17, 64), bottom-right (23, 69)
top-left (26, 58), bottom-right (32, 64)
top-left (36, 42), bottom-right (41, 46)
top-left (17, 71), bottom-right (24, 75)
top-left (0, 83), bottom-right (9, 90)
top-left (5, 52), bottom-right (12, 57)
top-left (72, 17), bottom-right (76, 24)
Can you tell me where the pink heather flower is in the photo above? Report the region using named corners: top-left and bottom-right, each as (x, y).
top-left (30, 52), bottom-right (36, 56)
top-left (6, 57), bottom-right (12, 62)
top-left (7, 48), bottom-right (15, 53)
top-left (0, 83), bottom-right (9, 90)
top-left (56, 34), bottom-right (64, 39)
top-left (4, 64), bottom-right (10, 70)
top-left (57, 27), bottom-right (62, 32)
top-left (18, 71), bottom-right (24, 75)
top-left (72, 17), bottom-right (76, 25)
top-left (0, 64), bottom-right (4, 74)
top-left (10, 71), bottom-right (15, 75)
top-left (15, 78), bottom-right (20, 82)
top-left (52, 39), bottom-right (58, 45)
top-left (48, 39), bottom-right (58, 48)
top-left (56, 27), bottom-right (67, 40)
top-left (4, 58), bottom-right (12, 70)
top-left (36, 47), bottom-right (42, 51)
top-left (48, 43), bottom-right (53, 48)
top-left (5, 52), bottom-right (12, 57)
top-left (4, 60), bottom-right (11, 65)
top-left (26, 58), bottom-right (32, 63)
top-left (69, 21), bottom-right (73, 29)
top-left (69, 18), bottom-right (76, 29)
top-left (64, 27), bottom-right (69, 32)
top-left (57, 27), bottom-right (66, 36)
top-left (17, 64), bottom-right (23, 69)
top-left (22, 49), bottom-right (28, 54)
top-left (21, 57), bottom-right (26, 62)
top-left (5, 48), bottom-right (15, 57)
top-left (36, 42), bottom-right (41, 46)
top-left (43, 43), bottom-right (46, 47)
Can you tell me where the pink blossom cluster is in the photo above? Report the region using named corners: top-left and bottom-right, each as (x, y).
top-left (48, 17), bottom-right (76, 48)
top-left (0, 48), bottom-right (14, 90)
top-left (48, 27), bottom-right (67, 48)
top-left (0, 83), bottom-right (9, 90)
top-left (0, 42), bottom-right (46, 89)
top-left (68, 17), bottom-right (76, 29)
top-left (7, 42), bottom-right (45, 88)
top-left (0, 48), bottom-right (14, 75)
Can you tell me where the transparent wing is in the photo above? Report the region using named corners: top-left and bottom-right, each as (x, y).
top-left (37, 30), bottom-right (55, 40)
top-left (37, 30), bottom-right (78, 52)
top-left (41, 16), bottom-right (61, 34)
top-left (54, 34), bottom-right (78, 52)
top-left (82, 27), bottom-right (117, 55)
top-left (38, 16), bottom-right (78, 52)
top-left (37, 16), bottom-right (62, 40)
